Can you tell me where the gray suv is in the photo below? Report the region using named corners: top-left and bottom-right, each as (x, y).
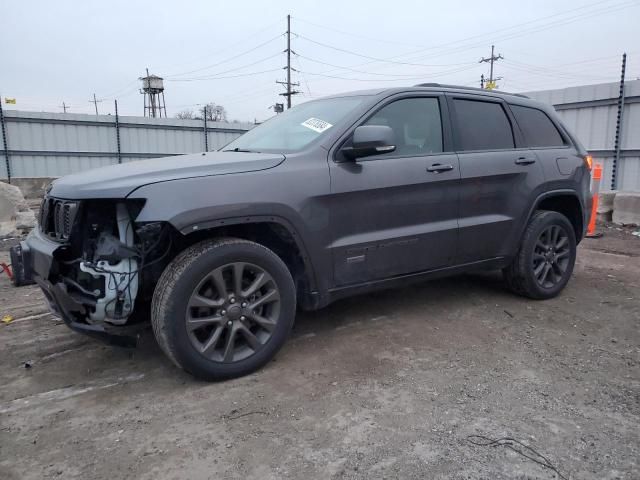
top-left (13, 84), bottom-right (592, 380)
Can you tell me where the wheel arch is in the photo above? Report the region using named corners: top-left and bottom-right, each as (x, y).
top-left (525, 190), bottom-right (586, 243)
top-left (171, 215), bottom-right (319, 309)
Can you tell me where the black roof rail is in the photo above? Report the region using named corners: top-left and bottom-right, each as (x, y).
top-left (414, 83), bottom-right (529, 98)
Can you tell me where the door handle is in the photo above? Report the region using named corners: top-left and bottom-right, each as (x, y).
top-left (427, 163), bottom-right (454, 173)
top-left (515, 156), bottom-right (536, 165)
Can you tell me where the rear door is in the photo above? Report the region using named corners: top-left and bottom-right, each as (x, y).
top-left (448, 94), bottom-right (545, 263)
top-left (508, 103), bottom-right (577, 180)
top-left (328, 94), bottom-right (460, 286)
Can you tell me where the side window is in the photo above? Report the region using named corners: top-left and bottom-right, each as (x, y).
top-left (510, 105), bottom-right (566, 148)
top-left (453, 99), bottom-right (515, 151)
top-left (364, 97), bottom-right (443, 156)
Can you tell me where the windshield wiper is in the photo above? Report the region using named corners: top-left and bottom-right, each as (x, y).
top-left (223, 147), bottom-right (261, 153)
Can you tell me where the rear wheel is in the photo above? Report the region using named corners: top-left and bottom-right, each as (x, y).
top-left (503, 210), bottom-right (577, 299)
top-left (151, 238), bottom-right (296, 380)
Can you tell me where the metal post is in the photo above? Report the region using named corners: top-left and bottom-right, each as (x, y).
top-left (203, 105), bottom-right (209, 152)
top-left (0, 99), bottom-right (10, 183)
top-left (611, 53), bottom-right (626, 190)
top-left (286, 14), bottom-right (292, 109)
top-left (114, 100), bottom-right (122, 164)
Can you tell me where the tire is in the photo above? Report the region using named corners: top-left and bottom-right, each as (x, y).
top-left (503, 210), bottom-right (577, 300)
top-left (151, 238), bottom-right (296, 380)
top-left (9, 245), bottom-right (33, 287)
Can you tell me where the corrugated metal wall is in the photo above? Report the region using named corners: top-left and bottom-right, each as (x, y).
top-left (0, 110), bottom-right (252, 179)
top-left (3, 82), bottom-right (639, 190)
top-left (525, 79), bottom-right (640, 191)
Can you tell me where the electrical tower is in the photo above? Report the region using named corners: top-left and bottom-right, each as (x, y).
top-left (479, 45), bottom-right (503, 90)
top-left (276, 14), bottom-right (300, 109)
top-left (140, 68), bottom-right (167, 118)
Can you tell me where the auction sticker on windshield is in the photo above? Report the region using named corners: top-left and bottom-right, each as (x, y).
top-left (301, 117), bottom-right (333, 133)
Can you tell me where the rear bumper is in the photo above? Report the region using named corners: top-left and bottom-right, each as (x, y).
top-left (15, 229), bottom-right (139, 347)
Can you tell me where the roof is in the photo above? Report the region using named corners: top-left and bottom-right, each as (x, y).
top-left (322, 84), bottom-right (530, 101)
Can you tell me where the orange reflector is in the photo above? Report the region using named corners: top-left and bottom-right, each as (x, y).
top-left (584, 154), bottom-right (593, 170)
top-left (592, 162), bottom-right (602, 180)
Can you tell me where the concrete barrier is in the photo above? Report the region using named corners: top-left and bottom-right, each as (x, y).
top-left (612, 191), bottom-right (640, 226)
top-left (0, 181), bottom-right (37, 236)
top-left (597, 191), bottom-right (616, 222)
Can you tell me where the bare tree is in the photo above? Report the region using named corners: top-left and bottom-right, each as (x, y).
top-left (199, 102), bottom-right (227, 122)
top-left (175, 109), bottom-right (196, 119)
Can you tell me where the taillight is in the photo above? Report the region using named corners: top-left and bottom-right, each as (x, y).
top-left (583, 154), bottom-right (593, 170)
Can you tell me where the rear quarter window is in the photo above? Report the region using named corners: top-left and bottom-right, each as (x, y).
top-left (510, 104), bottom-right (566, 148)
top-left (453, 99), bottom-right (515, 151)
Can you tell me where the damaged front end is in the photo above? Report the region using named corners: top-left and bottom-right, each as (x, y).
top-left (17, 196), bottom-right (172, 346)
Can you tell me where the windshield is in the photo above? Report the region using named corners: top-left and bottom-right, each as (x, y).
top-left (223, 96), bottom-right (366, 153)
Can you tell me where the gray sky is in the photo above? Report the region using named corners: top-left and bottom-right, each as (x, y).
top-left (1, 0), bottom-right (638, 121)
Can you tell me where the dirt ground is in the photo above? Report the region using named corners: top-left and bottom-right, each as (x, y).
top-left (0, 225), bottom-right (638, 480)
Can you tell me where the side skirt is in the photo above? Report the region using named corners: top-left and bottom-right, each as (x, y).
top-left (321, 257), bottom-right (509, 307)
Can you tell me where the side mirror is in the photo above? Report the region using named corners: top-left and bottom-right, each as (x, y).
top-left (342, 125), bottom-right (396, 160)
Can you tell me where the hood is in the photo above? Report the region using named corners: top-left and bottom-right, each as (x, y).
top-left (49, 151), bottom-right (285, 199)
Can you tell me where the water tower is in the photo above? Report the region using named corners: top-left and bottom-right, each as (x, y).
top-left (140, 68), bottom-right (167, 118)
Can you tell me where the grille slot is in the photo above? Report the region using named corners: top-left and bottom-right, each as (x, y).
top-left (39, 197), bottom-right (79, 241)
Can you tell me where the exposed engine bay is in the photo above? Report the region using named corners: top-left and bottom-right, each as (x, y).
top-left (49, 199), bottom-right (172, 327)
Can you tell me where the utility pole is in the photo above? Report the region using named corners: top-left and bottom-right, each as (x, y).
top-left (89, 93), bottom-right (102, 115)
top-left (611, 52), bottom-right (627, 190)
top-left (276, 14), bottom-right (300, 109)
top-left (479, 45), bottom-right (503, 89)
top-left (60, 102), bottom-right (69, 113)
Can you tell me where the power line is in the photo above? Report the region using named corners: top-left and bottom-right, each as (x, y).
top-left (295, 1), bottom-right (617, 60)
top-left (166, 53), bottom-right (281, 81)
top-left (293, 16), bottom-right (435, 49)
top-left (298, 63), bottom-right (479, 83)
top-left (151, 19), bottom-right (283, 72)
top-left (297, 54), bottom-right (474, 76)
top-left (401, 0), bottom-right (637, 64)
top-left (95, 79), bottom-right (139, 101)
top-left (166, 34), bottom-right (284, 78)
top-left (501, 62), bottom-right (614, 81)
top-left (296, 33), bottom-right (485, 68)
top-left (503, 59), bottom-right (614, 80)
top-left (167, 68), bottom-right (282, 82)
top-left (309, 0), bottom-right (635, 76)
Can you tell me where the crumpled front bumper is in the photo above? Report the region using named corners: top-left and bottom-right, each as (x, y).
top-left (14, 228), bottom-right (139, 347)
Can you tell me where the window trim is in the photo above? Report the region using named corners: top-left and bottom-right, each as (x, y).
top-left (446, 93), bottom-right (522, 153)
top-left (331, 93), bottom-right (453, 163)
top-left (506, 103), bottom-right (571, 150)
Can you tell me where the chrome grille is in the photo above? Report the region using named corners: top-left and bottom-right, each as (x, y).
top-left (39, 197), bottom-right (79, 241)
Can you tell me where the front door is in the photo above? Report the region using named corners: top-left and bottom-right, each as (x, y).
top-left (328, 95), bottom-right (460, 287)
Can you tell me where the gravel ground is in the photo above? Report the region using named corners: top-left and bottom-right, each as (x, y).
top-left (0, 225), bottom-right (638, 480)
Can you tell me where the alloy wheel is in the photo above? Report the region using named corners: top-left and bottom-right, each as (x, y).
top-left (532, 225), bottom-right (571, 288)
top-left (185, 262), bottom-right (281, 363)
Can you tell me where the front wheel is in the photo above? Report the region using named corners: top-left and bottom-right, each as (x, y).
top-left (503, 210), bottom-right (577, 299)
top-left (151, 238), bottom-right (296, 380)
